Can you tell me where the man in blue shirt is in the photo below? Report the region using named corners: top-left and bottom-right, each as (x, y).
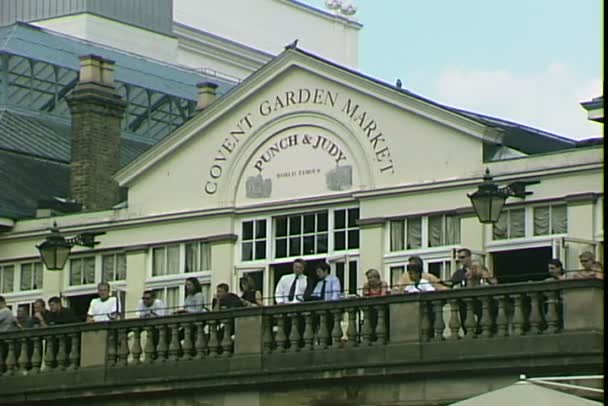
top-left (310, 262), bottom-right (342, 301)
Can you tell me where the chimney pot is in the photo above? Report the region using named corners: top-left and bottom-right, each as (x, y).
top-left (196, 81), bottom-right (219, 111)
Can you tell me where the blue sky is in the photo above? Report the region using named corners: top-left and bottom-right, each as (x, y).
top-left (304, 0), bottom-right (603, 139)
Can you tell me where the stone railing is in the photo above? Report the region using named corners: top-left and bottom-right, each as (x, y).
top-left (0, 279), bottom-right (603, 400)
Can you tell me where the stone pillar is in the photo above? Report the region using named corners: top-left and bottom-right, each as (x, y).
top-left (562, 279), bottom-right (604, 332)
top-left (209, 234), bottom-right (237, 295)
top-left (125, 247), bottom-right (148, 319)
top-left (358, 218), bottom-right (385, 280)
top-left (66, 54), bottom-right (126, 211)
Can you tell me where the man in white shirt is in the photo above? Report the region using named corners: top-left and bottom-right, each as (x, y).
top-left (404, 264), bottom-right (435, 293)
top-left (137, 290), bottom-right (166, 318)
top-left (87, 282), bottom-right (121, 322)
top-left (275, 258), bottom-right (308, 304)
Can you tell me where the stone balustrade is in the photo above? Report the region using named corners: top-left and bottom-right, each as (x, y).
top-left (0, 279), bottom-right (603, 404)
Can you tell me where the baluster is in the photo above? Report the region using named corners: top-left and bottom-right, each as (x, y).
top-left (463, 298), bottom-right (477, 338)
top-left (4, 339), bottom-right (16, 376)
top-left (57, 334), bottom-right (68, 370)
top-left (495, 295), bottom-right (509, 336)
top-left (262, 317), bottom-right (273, 354)
top-left (374, 306), bottom-right (386, 345)
top-left (545, 291), bottom-right (560, 334)
top-left (144, 326), bottom-right (156, 363)
top-left (106, 330), bottom-right (117, 367)
top-left (302, 312), bottom-right (314, 351)
top-left (156, 325), bottom-right (168, 361)
top-left (274, 315), bottom-right (287, 352)
top-left (479, 296), bottom-right (493, 338)
top-left (432, 300), bottom-right (445, 341)
top-left (168, 324), bottom-right (181, 361)
top-left (68, 333), bottom-right (80, 370)
top-left (207, 320), bottom-right (220, 356)
top-left (31, 336), bottom-right (42, 373)
top-left (288, 313), bottom-right (301, 352)
top-left (0, 339), bottom-right (5, 374)
top-left (182, 323), bottom-right (193, 360)
top-left (528, 292), bottom-right (543, 334)
top-left (18, 337), bottom-right (30, 373)
top-left (45, 335), bottom-right (56, 371)
top-left (331, 309), bottom-right (344, 348)
top-left (346, 308), bottom-right (358, 347)
top-left (510, 294), bottom-right (525, 336)
top-left (420, 303), bottom-right (431, 341)
top-left (448, 300), bottom-right (461, 340)
top-left (317, 311), bottom-right (329, 349)
top-left (117, 329), bottom-right (129, 367)
top-left (195, 322), bottom-right (208, 358)
top-left (221, 318), bottom-right (233, 356)
top-left (361, 307), bottom-right (373, 346)
top-left (131, 328), bottom-right (142, 364)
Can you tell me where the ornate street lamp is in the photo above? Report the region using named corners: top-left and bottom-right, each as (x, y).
top-left (468, 169), bottom-right (540, 224)
top-left (37, 223), bottom-right (105, 270)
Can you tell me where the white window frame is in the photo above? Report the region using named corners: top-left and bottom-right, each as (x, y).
top-left (387, 214), bottom-right (462, 254)
top-left (239, 218), bottom-right (270, 263)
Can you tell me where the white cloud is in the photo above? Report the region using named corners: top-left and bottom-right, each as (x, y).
top-left (433, 65), bottom-right (603, 140)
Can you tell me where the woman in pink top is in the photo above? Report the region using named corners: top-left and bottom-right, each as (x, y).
top-left (362, 268), bottom-right (389, 297)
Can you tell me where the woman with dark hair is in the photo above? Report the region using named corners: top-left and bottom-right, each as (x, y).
top-left (546, 258), bottom-right (565, 281)
top-left (176, 277), bottom-right (206, 313)
top-left (240, 274), bottom-right (263, 306)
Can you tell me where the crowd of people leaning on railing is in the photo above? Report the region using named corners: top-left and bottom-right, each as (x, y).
top-left (0, 249), bottom-right (603, 333)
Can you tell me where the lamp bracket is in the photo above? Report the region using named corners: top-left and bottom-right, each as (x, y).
top-left (66, 231), bottom-right (106, 248)
top-left (502, 180), bottom-right (540, 199)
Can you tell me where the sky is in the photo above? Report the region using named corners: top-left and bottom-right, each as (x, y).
top-left (304, 0), bottom-right (603, 140)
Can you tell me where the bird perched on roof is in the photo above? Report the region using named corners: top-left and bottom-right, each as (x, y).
top-left (395, 79), bottom-right (402, 89)
top-left (285, 39), bottom-right (299, 50)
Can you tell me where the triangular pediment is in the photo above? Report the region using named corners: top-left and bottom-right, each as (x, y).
top-left (116, 48), bottom-right (501, 214)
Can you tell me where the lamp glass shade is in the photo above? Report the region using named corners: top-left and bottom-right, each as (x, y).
top-left (469, 192), bottom-right (508, 224)
top-left (37, 237), bottom-right (72, 271)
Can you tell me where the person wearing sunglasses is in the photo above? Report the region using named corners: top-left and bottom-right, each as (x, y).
top-left (137, 290), bottom-right (167, 318)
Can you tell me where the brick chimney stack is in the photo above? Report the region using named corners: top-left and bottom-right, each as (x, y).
top-left (66, 55), bottom-right (126, 211)
top-left (196, 81), bottom-right (218, 111)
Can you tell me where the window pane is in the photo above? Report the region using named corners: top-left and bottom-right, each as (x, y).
top-left (348, 229), bottom-right (359, 249)
top-left (275, 238), bottom-right (287, 258)
top-left (276, 217), bottom-right (287, 237)
top-left (242, 221), bottom-right (254, 240)
top-left (390, 220), bottom-right (405, 251)
top-left (102, 254), bottom-right (114, 281)
top-left (21, 263), bottom-right (32, 291)
top-left (317, 234), bottom-right (328, 253)
top-left (348, 208), bottom-right (359, 228)
top-left (533, 206), bottom-right (550, 236)
top-left (166, 245), bottom-right (180, 274)
top-left (289, 216), bottom-right (301, 235)
top-left (510, 209), bottom-right (525, 238)
top-left (303, 235), bottom-right (315, 254)
top-left (390, 266), bottom-right (404, 289)
top-left (446, 216), bottom-right (461, 245)
top-left (166, 286), bottom-right (180, 312)
top-left (428, 215), bottom-right (443, 247)
top-left (289, 236), bottom-right (301, 256)
top-left (83, 257), bottom-right (95, 284)
top-left (255, 241), bottom-right (266, 260)
top-left (152, 247), bottom-right (165, 276)
top-left (551, 205), bottom-right (567, 234)
top-left (348, 261), bottom-right (357, 295)
top-left (407, 217), bottom-right (422, 249)
top-left (334, 230), bottom-right (345, 251)
top-left (70, 259), bottom-right (82, 285)
top-left (242, 242), bottom-right (253, 261)
top-left (201, 243), bottom-right (211, 271)
top-left (116, 254), bottom-right (126, 280)
top-left (334, 210), bottom-right (346, 229)
top-left (317, 212), bottom-right (328, 232)
top-left (335, 263), bottom-right (345, 293)
top-left (185, 243), bottom-right (197, 273)
top-left (428, 262), bottom-right (442, 280)
top-left (493, 213), bottom-right (507, 240)
top-left (255, 220), bottom-right (267, 238)
top-left (303, 214), bottom-right (315, 233)
top-left (34, 263), bottom-right (43, 289)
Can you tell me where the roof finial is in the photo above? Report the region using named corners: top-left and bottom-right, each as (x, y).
top-left (285, 39), bottom-right (299, 50)
top-left (395, 78), bottom-right (402, 89)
